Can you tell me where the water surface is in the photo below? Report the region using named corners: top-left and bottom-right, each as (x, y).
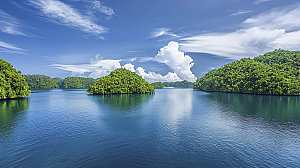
top-left (0, 89), bottom-right (300, 168)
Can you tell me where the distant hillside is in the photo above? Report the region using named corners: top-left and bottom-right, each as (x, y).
top-left (194, 50), bottom-right (300, 95)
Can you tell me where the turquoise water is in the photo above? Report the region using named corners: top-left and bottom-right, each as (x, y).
top-left (1, 89), bottom-right (300, 168)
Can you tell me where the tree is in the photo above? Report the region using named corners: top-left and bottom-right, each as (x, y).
top-left (60, 77), bottom-right (96, 88)
top-left (194, 50), bottom-right (300, 95)
top-left (151, 82), bottom-right (164, 88)
top-left (87, 68), bottom-right (155, 95)
top-left (24, 75), bottom-right (58, 89)
top-left (0, 59), bottom-right (31, 99)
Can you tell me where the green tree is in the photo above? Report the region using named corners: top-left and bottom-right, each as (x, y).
top-left (60, 77), bottom-right (96, 88)
top-left (151, 82), bottom-right (164, 88)
top-left (87, 68), bottom-right (155, 95)
top-left (0, 59), bottom-right (31, 99)
top-left (24, 75), bottom-right (58, 89)
top-left (163, 80), bottom-right (194, 88)
top-left (194, 50), bottom-right (300, 96)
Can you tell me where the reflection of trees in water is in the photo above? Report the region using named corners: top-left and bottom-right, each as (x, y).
top-left (207, 93), bottom-right (300, 123)
top-left (0, 98), bottom-right (30, 132)
top-left (96, 94), bottom-right (153, 112)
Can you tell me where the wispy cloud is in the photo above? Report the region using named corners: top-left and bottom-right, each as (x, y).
top-left (231, 10), bottom-right (254, 16)
top-left (254, 0), bottom-right (272, 5)
top-left (180, 4), bottom-right (300, 59)
top-left (149, 28), bottom-right (180, 38)
top-left (28, 0), bottom-right (106, 35)
top-left (88, 0), bottom-right (115, 16)
top-left (0, 10), bottom-right (29, 36)
top-left (0, 40), bottom-right (26, 54)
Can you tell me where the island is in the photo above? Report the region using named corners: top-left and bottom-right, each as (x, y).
top-left (0, 59), bottom-right (31, 99)
top-left (87, 68), bottom-right (155, 95)
top-left (194, 50), bottom-right (300, 95)
top-left (151, 82), bottom-right (164, 88)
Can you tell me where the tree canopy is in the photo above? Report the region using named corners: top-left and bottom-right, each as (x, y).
top-left (194, 50), bottom-right (300, 95)
top-left (60, 77), bottom-right (96, 88)
top-left (0, 59), bottom-right (31, 99)
top-left (24, 75), bottom-right (58, 89)
top-left (164, 80), bottom-right (194, 88)
top-left (87, 68), bottom-right (155, 95)
top-left (151, 82), bottom-right (164, 88)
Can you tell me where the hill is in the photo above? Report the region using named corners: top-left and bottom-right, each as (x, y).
top-left (87, 68), bottom-right (155, 95)
top-left (24, 75), bottom-right (58, 89)
top-left (0, 59), bottom-right (31, 99)
top-left (194, 50), bottom-right (300, 95)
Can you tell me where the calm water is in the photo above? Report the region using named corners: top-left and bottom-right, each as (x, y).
top-left (1, 89), bottom-right (300, 168)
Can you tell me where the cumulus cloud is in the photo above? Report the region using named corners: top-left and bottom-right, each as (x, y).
top-left (136, 67), bottom-right (181, 83)
top-left (150, 28), bottom-right (180, 38)
top-left (29, 0), bottom-right (106, 35)
top-left (0, 40), bottom-right (26, 54)
top-left (154, 41), bottom-right (197, 82)
top-left (180, 4), bottom-right (300, 59)
top-left (50, 54), bottom-right (183, 82)
top-left (0, 10), bottom-right (28, 36)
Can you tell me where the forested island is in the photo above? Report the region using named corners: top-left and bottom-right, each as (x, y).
top-left (0, 59), bottom-right (31, 99)
top-left (87, 68), bottom-right (155, 95)
top-left (24, 75), bottom-right (96, 89)
top-left (151, 80), bottom-right (194, 88)
top-left (194, 50), bottom-right (300, 95)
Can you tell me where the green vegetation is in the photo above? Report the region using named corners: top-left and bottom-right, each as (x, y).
top-left (151, 82), bottom-right (164, 88)
top-left (24, 75), bottom-right (58, 89)
top-left (52, 77), bottom-right (63, 88)
top-left (87, 68), bottom-right (155, 95)
top-left (0, 59), bottom-right (31, 99)
top-left (164, 80), bottom-right (194, 88)
top-left (60, 77), bottom-right (96, 88)
top-left (194, 50), bottom-right (300, 95)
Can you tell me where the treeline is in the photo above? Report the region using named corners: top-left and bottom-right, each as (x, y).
top-left (194, 50), bottom-right (300, 96)
top-left (24, 75), bottom-right (97, 89)
top-left (151, 80), bottom-right (194, 88)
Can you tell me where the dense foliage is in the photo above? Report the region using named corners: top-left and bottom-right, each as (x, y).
top-left (87, 68), bottom-right (155, 95)
top-left (194, 50), bottom-right (300, 95)
top-left (60, 77), bottom-right (96, 88)
top-left (164, 80), bottom-right (194, 88)
top-left (52, 77), bottom-right (63, 88)
top-left (24, 75), bottom-right (58, 89)
top-left (0, 59), bottom-right (31, 99)
top-left (151, 82), bottom-right (164, 88)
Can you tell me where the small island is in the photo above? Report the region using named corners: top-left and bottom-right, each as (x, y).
top-left (0, 59), bottom-right (31, 99)
top-left (87, 68), bottom-right (155, 95)
top-left (194, 50), bottom-right (300, 96)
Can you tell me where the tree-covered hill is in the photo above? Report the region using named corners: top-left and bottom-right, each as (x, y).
top-left (0, 59), bottom-right (31, 99)
top-left (151, 82), bottom-right (164, 88)
top-left (194, 50), bottom-right (300, 95)
top-left (60, 77), bottom-right (96, 88)
top-left (24, 75), bottom-right (58, 89)
top-left (164, 80), bottom-right (194, 88)
top-left (87, 68), bottom-right (155, 95)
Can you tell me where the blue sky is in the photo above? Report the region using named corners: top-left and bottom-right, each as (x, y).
top-left (0, 0), bottom-right (300, 82)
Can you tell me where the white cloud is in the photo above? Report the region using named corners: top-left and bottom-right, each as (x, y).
top-left (180, 4), bottom-right (300, 59)
top-left (254, 0), bottom-right (272, 5)
top-left (154, 41), bottom-right (197, 82)
top-left (150, 28), bottom-right (180, 38)
top-left (231, 10), bottom-right (254, 16)
top-left (0, 10), bottom-right (28, 36)
top-left (89, 0), bottom-right (115, 16)
top-left (0, 40), bottom-right (26, 54)
top-left (136, 67), bottom-right (181, 83)
top-left (29, 0), bottom-right (106, 35)
top-left (122, 63), bottom-right (135, 72)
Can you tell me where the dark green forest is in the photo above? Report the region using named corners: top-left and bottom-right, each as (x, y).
top-left (194, 50), bottom-right (300, 95)
top-left (164, 80), bottom-right (194, 88)
top-left (0, 59), bottom-right (31, 99)
top-left (24, 75), bottom-right (96, 89)
top-left (88, 68), bottom-right (155, 95)
top-left (151, 82), bottom-right (164, 88)
top-left (24, 75), bottom-right (58, 89)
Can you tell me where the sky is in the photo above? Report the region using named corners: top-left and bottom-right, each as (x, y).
top-left (1, 0), bottom-right (300, 82)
